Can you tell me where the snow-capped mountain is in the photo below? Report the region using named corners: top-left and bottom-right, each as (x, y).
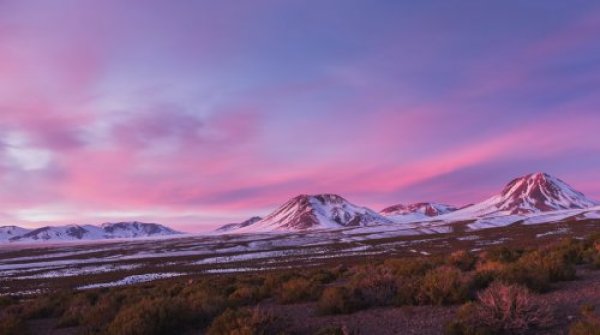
top-left (11, 225), bottom-right (105, 242)
top-left (100, 221), bottom-right (180, 238)
top-left (381, 202), bottom-right (457, 217)
top-left (216, 217), bottom-right (262, 232)
top-left (380, 202), bottom-right (457, 223)
top-left (445, 172), bottom-right (598, 218)
top-left (0, 226), bottom-right (32, 241)
top-left (5, 222), bottom-right (181, 243)
top-left (235, 194), bottom-right (393, 232)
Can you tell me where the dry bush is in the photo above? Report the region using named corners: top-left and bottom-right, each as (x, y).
top-left (307, 268), bottom-right (339, 284)
top-left (22, 290), bottom-right (72, 319)
top-left (476, 282), bottom-right (552, 331)
top-left (228, 285), bottom-right (262, 305)
top-left (383, 257), bottom-right (434, 277)
top-left (56, 293), bottom-right (95, 327)
top-left (569, 304), bottom-right (600, 335)
top-left (498, 262), bottom-right (551, 293)
top-left (76, 292), bottom-right (129, 332)
top-left (419, 265), bottom-right (471, 305)
top-left (497, 250), bottom-right (576, 292)
top-left (183, 288), bottom-right (227, 327)
top-left (0, 314), bottom-right (29, 335)
top-left (0, 296), bottom-right (16, 311)
top-left (352, 268), bottom-right (397, 307)
top-left (206, 307), bottom-right (286, 335)
top-left (447, 282), bottom-right (553, 335)
top-left (317, 287), bottom-right (361, 315)
top-left (276, 277), bottom-right (321, 304)
top-left (260, 272), bottom-right (293, 297)
top-left (449, 250), bottom-right (478, 271)
top-left (394, 275), bottom-right (422, 305)
top-left (106, 297), bottom-right (187, 335)
top-left (482, 246), bottom-right (524, 264)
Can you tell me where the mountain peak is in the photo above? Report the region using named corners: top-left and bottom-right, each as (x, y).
top-left (291, 194), bottom-right (347, 205)
top-left (233, 193), bottom-right (392, 232)
top-left (453, 172), bottom-right (598, 217)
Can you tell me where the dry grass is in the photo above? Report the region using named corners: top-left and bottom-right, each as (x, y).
top-left (447, 282), bottom-right (553, 334)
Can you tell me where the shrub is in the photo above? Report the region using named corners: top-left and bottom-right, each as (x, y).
top-left (75, 292), bottom-right (126, 332)
top-left (260, 272), bottom-right (292, 297)
top-left (352, 270), bottom-right (397, 307)
top-left (384, 257), bottom-right (433, 277)
top-left (483, 246), bottom-right (523, 264)
top-left (308, 269), bottom-right (339, 284)
top-left (206, 307), bottom-right (286, 335)
top-left (0, 315), bottom-right (29, 335)
top-left (498, 250), bottom-right (576, 292)
top-left (555, 238), bottom-right (587, 264)
top-left (569, 304), bottom-right (600, 335)
top-left (0, 296), bottom-right (16, 311)
top-left (394, 275), bottom-right (421, 306)
top-left (23, 290), bottom-right (71, 319)
top-left (317, 287), bottom-right (361, 315)
top-left (106, 297), bottom-right (187, 335)
top-left (228, 285), bottom-right (262, 305)
top-left (449, 250), bottom-right (478, 272)
top-left (498, 262), bottom-right (551, 293)
top-left (419, 266), bottom-right (471, 305)
top-left (446, 282), bottom-right (553, 335)
top-left (183, 288), bottom-right (227, 328)
top-left (276, 277), bottom-right (321, 304)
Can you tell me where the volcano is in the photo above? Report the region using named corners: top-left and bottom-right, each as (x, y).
top-left (235, 194), bottom-right (393, 232)
top-left (447, 172), bottom-right (598, 217)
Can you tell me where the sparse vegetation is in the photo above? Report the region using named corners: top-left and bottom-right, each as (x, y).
top-left (206, 307), bottom-right (286, 335)
top-left (569, 304), bottom-right (600, 335)
top-left (446, 282), bottom-right (553, 334)
top-left (3, 234), bottom-right (600, 333)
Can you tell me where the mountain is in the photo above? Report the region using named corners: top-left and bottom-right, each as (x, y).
top-left (381, 202), bottom-right (457, 217)
top-left (100, 221), bottom-right (180, 238)
top-left (216, 217), bottom-right (262, 232)
top-left (6, 222), bottom-right (181, 243)
top-left (446, 172), bottom-right (598, 218)
top-left (235, 194), bottom-right (393, 232)
top-left (11, 225), bottom-right (105, 242)
top-left (0, 226), bottom-right (32, 241)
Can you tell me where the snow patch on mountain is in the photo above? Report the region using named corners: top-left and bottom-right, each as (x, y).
top-left (235, 194), bottom-right (393, 233)
top-left (5, 222), bottom-right (181, 243)
top-left (381, 202), bottom-right (457, 223)
top-left (215, 217), bottom-right (262, 232)
top-left (444, 172), bottom-right (597, 219)
top-left (0, 226), bottom-right (32, 241)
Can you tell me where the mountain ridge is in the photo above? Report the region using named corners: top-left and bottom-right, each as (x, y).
top-left (3, 221), bottom-right (180, 243)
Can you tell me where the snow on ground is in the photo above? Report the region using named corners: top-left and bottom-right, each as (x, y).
top-left (78, 273), bottom-right (186, 289)
top-left (536, 228), bottom-right (570, 238)
top-left (457, 235), bottom-right (480, 241)
top-left (467, 215), bottom-right (523, 230)
top-left (523, 210), bottom-right (579, 225)
top-left (13, 264), bottom-right (142, 280)
top-left (193, 248), bottom-right (326, 265)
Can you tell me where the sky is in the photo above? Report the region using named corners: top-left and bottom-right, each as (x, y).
top-left (1, 0), bottom-right (600, 232)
